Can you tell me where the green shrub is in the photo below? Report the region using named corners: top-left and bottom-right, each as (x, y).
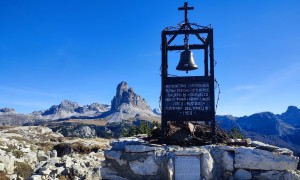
top-left (121, 121), bottom-right (158, 137)
top-left (229, 126), bottom-right (244, 139)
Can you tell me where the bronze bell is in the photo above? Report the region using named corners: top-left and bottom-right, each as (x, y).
top-left (176, 50), bottom-right (198, 73)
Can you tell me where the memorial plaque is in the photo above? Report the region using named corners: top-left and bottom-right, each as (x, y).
top-left (164, 76), bottom-right (213, 122)
top-left (174, 156), bottom-right (201, 180)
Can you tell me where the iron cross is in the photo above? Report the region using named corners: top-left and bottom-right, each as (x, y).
top-left (178, 2), bottom-right (194, 24)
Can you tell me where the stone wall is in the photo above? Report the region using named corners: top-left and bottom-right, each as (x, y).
top-left (103, 137), bottom-right (300, 180)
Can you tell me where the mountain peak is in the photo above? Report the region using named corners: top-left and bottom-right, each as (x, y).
top-left (0, 108), bottom-right (16, 114)
top-left (59, 100), bottom-right (79, 109)
top-left (281, 106), bottom-right (300, 127)
top-left (285, 106), bottom-right (299, 113)
top-left (111, 81), bottom-right (152, 111)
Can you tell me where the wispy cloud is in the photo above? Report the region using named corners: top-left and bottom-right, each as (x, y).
top-left (233, 62), bottom-right (300, 102)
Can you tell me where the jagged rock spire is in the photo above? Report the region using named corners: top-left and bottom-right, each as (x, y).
top-left (111, 81), bottom-right (151, 111)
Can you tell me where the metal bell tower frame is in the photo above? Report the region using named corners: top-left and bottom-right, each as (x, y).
top-left (161, 2), bottom-right (216, 144)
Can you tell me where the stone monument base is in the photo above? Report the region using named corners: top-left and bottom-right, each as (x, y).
top-left (101, 137), bottom-right (300, 180)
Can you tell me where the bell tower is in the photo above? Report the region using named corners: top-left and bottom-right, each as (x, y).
top-left (160, 2), bottom-right (216, 144)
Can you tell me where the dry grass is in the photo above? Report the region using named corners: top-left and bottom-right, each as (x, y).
top-left (7, 136), bottom-right (29, 143)
top-left (65, 119), bottom-right (107, 126)
top-left (0, 171), bottom-right (9, 180)
top-left (14, 162), bottom-right (33, 179)
top-left (0, 126), bottom-right (14, 131)
top-left (4, 129), bottom-right (19, 134)
top-left (35, 142), bottom-right (54, 153)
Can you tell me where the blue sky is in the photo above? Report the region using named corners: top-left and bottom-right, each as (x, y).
top-left (0, 0), bottom-right (299, 116)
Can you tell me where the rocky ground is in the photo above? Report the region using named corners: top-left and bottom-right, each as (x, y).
top-left (0, 126), bottom-right (112, 180)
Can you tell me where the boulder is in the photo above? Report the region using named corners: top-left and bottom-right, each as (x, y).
top-left (28, 175), bottom-right (43, 180)
top-left (253, 170), bottom-right (300, 180)
top-left (125, 145), bottom-right (155, 153)
top-left (233, 169), bottom-right (252, 180)
top-left (129, 156), bottom-right (159, 176)
top-left (234, 147), bottom-right (299, 170)
top-left (104, 150), bottom-right (126, 166)
top-left (167, 159), bottom-right (174, 180)
top-left (222, 151), bottom-right (234, 172)
top-left (110, 137), bottom-right (145, 151)
top-left (0, 155), bottom-right (15, 174)
top-left (0, 162), bottom-right (4, 171)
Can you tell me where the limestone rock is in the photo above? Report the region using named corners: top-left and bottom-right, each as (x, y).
top-left (39, 167), bottom-right (51, 175)
top-left (167, 158), bottom-right (174, 180)
top-left (253, 170), bottom-right (300, 180)
top-left (0, 155), bottom-right (15, 174)
top-left (129, 156), bottom-right (159, 176)
top-left (222, 151), bottom-right (234, 172)
top-left (125, 145), bottom-right (155, 153)
top-left (110, 137), bottom-right (145, 151)
top-left (111, 81), bottom-right (152, 112)
top-left (104, 150), bottom-right (127, 166)
top-left (28, 175), bottom-right (43, 180)
top-left (0, 162), bottom-right (4, 171)
top-left (201, 150), bottom-right (214, 180)
top-left (73, 126), bottom-right (96, 138)
top-left (234, 147), bottom-right (299, 170)
top-left (233, 169), bottom-right (252, 180)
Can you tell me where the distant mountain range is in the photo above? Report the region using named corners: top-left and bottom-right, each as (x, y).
top-left (216, 106), bottom-right (300, 155)
top-left (0, 81), bottom-right (299, 155)
top-left (0, 81), bottom-right (159, 125)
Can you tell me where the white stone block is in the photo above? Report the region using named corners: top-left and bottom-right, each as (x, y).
top-left (129, 156), bottom-right (158, 176)
top-left (234, 147), bottom-right (299, 170)
top-left (234, 169), bottom-right (252, 180)
top-left (125, 145), bottom-right (155, 153)
top-left (222, 151), bottom-right (234, 172)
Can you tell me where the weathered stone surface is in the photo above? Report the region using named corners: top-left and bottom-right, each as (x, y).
top-left (125, 145), bottom-right (155, 153)
top-left (283, 171), bottom-right (300, 180)
top-left (251, 141), bottom-right (294, 155)
top-left (0, 162), bottom-right (4, 171)
top-left (201, 149), bottom-right (214, 180)
top-left (173, 147), bottom-right (207, 156)
top-left (203, 145), bottom-right (226, 179)
top-left (110, 137), bottom-right (145, 151)
top-left (233, 169), bottom-right (252, 180)
top-left (104, 150), bottom-right (126, 166)
top-left (222, 151), bottom-right (234, 172)
top-left (167, 158), bottom-right (174, 180)
top-left (8, 174), bottom-right (17, 180)
top-left (39, 167), bottom-right (51, 175)
top-left (253, 170), bottom-right (300, 180)
top-left (223, 171), bottom-right (233, 180)
top-left (99, 167), bottom-right (128, 180)
top-left (129, 156), bottom-right (159, 176)
top-left (28, 175), bottom-right (43, 180)
top-left (235, 147), bottom-right (299, 170)
top-left (0, 155), bottom-right (15, 174)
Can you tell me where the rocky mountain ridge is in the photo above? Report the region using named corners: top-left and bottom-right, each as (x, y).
top-left (216, 106), bottom-right (300, 155)
top-left (0, 81), bottom-right (159, 125)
